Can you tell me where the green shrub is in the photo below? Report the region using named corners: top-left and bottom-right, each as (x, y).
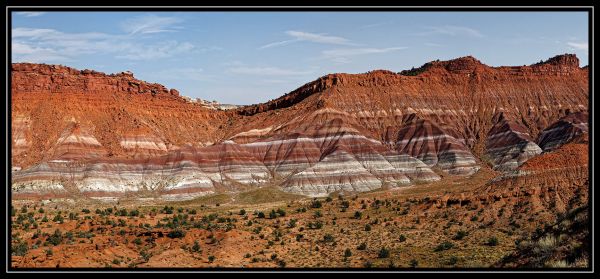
top-left (192, 241), bottom-right (201, 252)
top-left (311, 200), bottom-right (322, 209)
top-left (357, 242), bottom-right (367, 250)
top-left (12, 241), bottom-right (28, 256)
top-left (486, 237), bottom-right (499, 246)
top-left (47, 229), bottom-right (63, 246)
top-left (453, 230), bottom-right (468, 240)
top-left (276, 208), bottom-right (286, 217)
top-left (434, 241), bottom-right (454, 252)
top-left (269, 210), bottom-right (277, 219)
top-left (354, 211), bottom-right (362, 219)
top-left (344, 248), bottom-right (352, 257)
top-left (167, 229), bottom-right (186, 238)
top-left (378, 248), bottom-right (390, 258)
top-left (53, 213), bottom-right (64, 223)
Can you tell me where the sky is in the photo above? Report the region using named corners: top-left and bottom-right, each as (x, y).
top-left (12, 11), bottom-right (589, 105)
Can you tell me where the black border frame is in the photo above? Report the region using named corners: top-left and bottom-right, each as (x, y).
top-left (4, 5), bottom-right (594, 273)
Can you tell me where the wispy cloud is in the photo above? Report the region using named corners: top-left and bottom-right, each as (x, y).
top-left (359, 21), bottom-right (393, 29)
top-left (120, 14), bottom-right (183, 35)
top-left (228, 66), bottom-right (314, 76)
top-left (12, 26), bottom-right (195, 62)
top-left (16, 12), bottom-right (46, 17)
top-left (115, 41), bottom-right (194, 60)
top-left (259, 30), bottom-right (355, 49)
top-left (420, 25), bottom-right (483, 38)
top-left (567, 41), bottom-right (588, 51)
top-left (12, 41), bottom-right (69, 62)
top-left (259, 39), bottom-right (298, 49)
top-left (321, 47), bottom-right (407, 63)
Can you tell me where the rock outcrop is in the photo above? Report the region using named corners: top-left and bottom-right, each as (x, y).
top-left (537, 112), bottom-right (588, 151)
top-left (11, 54), bottom-right (589, 199)
top-left (386, 116), bottom-right (479, 175)
top-left (485, 114), bottom-right (542, 171)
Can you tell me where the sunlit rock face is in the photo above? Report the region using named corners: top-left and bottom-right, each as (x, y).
top-left (485, 114), bottom-right (542, 171)
top-left (386, 116), bottom-right (480, 175)
top-left (537, 112), bottom-right (588, 152)
top-left (11, 54), bottom-right (589, 200)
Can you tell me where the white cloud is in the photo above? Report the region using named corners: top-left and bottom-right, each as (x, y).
top-left (16, 12), bottom-right (46, 17)
top-left (259, 30), bottom-right (355, 49)
top-left (259, 39), bottom-right (299, 49)
top-left (359, 21), bottom-right (393, 29)
top-left (321, 47), bottom-right (407, 63)
top-left (228, 66), bottom-right (314, 76)
top-left (120, 14), bottom-right (182, 35)
top-left (567, 42), bottom-right (588, 51)
top-left (12, 27), bottom-right (195, 62)
top-left (116, 41), bottom-right (194, 60)
top-left (286, 31), bottom-right (352, 45)
top-left (420, 25), bottom-right (483, 38)
top-left (12, 41), bottom-right (69, 62)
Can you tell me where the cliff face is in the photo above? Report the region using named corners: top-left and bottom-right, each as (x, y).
top-left (11, 63), bottom-right (231, 169)
top-left (10, 54), bottom-right (589, 199)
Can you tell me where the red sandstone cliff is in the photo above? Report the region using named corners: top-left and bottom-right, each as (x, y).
top-left (10, 54), bottom-right (590, 199)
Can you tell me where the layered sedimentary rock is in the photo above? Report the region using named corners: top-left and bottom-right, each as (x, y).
top-left (239, 108), bottom-right (440, 196)
top-left (386, 116), bottom-right (479, 175)
top-left (11, 63), bottom-right (229, 169)
top-left (537, 112), bottom-right (589, 151)
top-left (485, 114), bottom-right (542, 171)
top-left (11, 54), bottom-right (589, 199)
top-left (12, 141), bottom-right (272, 200)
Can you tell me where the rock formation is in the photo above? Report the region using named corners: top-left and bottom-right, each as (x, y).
top-left (537, 112), bottom-right (588, 151)
top-left (11, 54), bottom-right (589, 199)
top-left (485, 113), bottom-right (542, 171)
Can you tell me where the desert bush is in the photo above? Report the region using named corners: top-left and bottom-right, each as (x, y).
top-left (354, 211), bottom-right (363, 219)
top-left (344, 248), bottom-right (352, 258)
top-left (311, 200), bottom-right (322, 209)
top-left (486, 237), bottom-right (499, 246)
top-left (323, 234), bottom-right (335, 242)
top-left (434, 241), bottom-right (454, 252)
top-left (167, 229), bottom-right (186, 238)
top-left (357, 242), bottom-right (367, 250)
top-left (378, 247), bottom-right (390, 258)
top-left (12, 241), bottom-right (28, 256)
top-left (453, 230), bottom-right (468, 240)
top-left (192, 241), bottom-right (201, 252)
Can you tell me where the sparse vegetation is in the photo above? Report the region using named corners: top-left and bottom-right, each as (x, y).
top-left (434, 241), bottom-right (454, 252)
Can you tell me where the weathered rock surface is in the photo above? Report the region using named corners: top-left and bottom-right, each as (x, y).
top-left (485, 114), bottom-right (542, 171)
top-left (537, 112), bottom-right (588, 151)
top-left (11, 54), bottom-right (589, 199)
top-left (386, 116), bottom-right (480, 175)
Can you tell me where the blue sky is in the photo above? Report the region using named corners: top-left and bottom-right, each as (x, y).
top-left (12, 11), bottom-right (589, 104)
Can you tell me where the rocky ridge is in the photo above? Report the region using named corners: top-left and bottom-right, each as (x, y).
top-left (11, 54), bottom-right (589, 199)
